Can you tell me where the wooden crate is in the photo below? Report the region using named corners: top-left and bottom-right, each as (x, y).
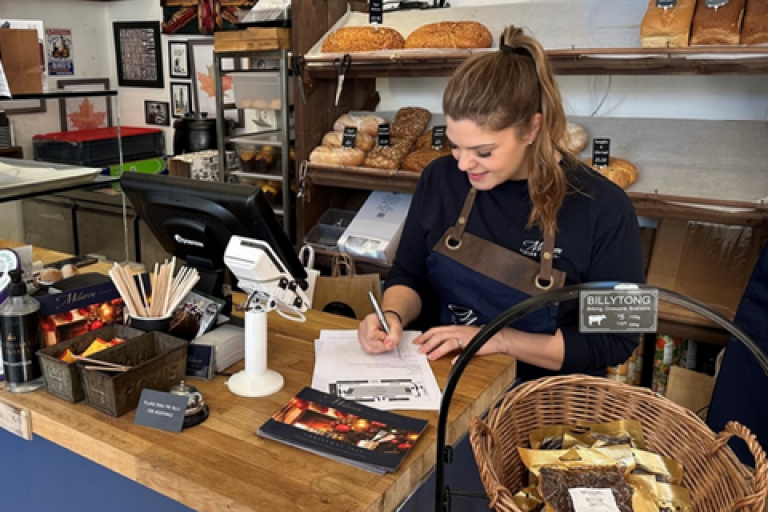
top-left (214, 28), bottom-right (291, 52)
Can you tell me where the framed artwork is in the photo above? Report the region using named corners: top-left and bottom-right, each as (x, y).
top-left (168, 40), bottom-right (190, 79)
top-left (57, 78), bottom-right (113, 131)
top-left (0, 99), bottom-right (47, 115)
top-left (145, 100), bottom-right (171, 126)
top-left (160, 1), bottom-right (256, 35)
top-left (113, 21), bottom-right (164, 88)
top-left (188, 39), bottom-right (239, 124)
top-left (170, 82), bottom-right (193, 118)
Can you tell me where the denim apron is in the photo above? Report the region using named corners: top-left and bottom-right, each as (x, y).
top-left (426, 188), bottom-right (566, 380)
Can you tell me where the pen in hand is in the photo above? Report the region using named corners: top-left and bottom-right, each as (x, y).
top-left (368, 291), bottom-right (401, 359)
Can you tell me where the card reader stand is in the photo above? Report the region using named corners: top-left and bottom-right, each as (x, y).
top-left (225, 307), bottom-right (284, 397)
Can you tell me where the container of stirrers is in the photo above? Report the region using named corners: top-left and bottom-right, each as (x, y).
top-left (36, 324), bottom-right (145, 403)
top-left (109, 258), bottom-right (201, 323)
top-left (78, 331), bottom-right (188, 417)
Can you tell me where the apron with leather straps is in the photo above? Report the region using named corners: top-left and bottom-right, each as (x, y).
top-left (426, 187), bottom-right (566, 341)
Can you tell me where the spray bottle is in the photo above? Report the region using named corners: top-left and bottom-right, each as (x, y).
top-left (0, 269), bottom-right (44, 392)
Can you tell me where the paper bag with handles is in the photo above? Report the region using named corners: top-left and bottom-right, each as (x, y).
top-left (313, 253), bottom-right (381, 320)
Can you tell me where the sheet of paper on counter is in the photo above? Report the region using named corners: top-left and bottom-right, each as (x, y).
top-left (312, 330), bottom-right (442, 411)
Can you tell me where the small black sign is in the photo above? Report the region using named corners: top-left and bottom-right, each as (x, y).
top-left (370, 1), bottom-right (384, 24)
top-left (378, 124), bottom-right (390, 147)
top-left (706, 0), bottom-right (728, 8)
top-left (342, 126), bottom-right (357, 148)
top-left (592, 138), bottom-right (610, 168)
top-left (656, 0), bottom-right (676, 7)
top-left (134, 389), bottom-right (188, 432)
top-left (431, 125), bottom-right (447, 149)
top-left (186, 344), bottom-right (215, 381)
top-left (579, 289), bottom-right (658, 333)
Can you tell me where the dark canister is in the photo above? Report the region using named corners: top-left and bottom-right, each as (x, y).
top-left (172, 112), bottom-right (218, 155)
top-left (0, 270), bottom-right (44, 392)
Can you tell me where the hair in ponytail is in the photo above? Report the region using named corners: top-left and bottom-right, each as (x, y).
top-left (443, 26), bottom-right (572, 237)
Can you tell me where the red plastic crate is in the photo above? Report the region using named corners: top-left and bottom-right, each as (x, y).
top-left (33, 127), bottom-right (165, 167)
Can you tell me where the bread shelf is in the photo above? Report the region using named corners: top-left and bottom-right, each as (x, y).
top-left (306, 162), bottom-right (420, 193)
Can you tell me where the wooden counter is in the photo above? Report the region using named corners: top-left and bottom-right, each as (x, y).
top-left (0, 241), bottom-right (517, 512)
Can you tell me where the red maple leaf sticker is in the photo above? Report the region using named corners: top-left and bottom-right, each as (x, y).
top-left (68, 98), bottom-right (107, 130)
top-left (197, 65), bottom-right (233, 98)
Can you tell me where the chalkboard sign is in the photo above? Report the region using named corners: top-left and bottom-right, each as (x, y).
top-left (706, 0), bottom-right (728, 8)
top-left (342, 126), bottom-right (357, 148)
top-left (592, 138), bottom-right (611, 168)
top-left (431, 125), bottom-right (447, 149)
top-left (378, 123), bottom-right (390, 147)
top-left (579, 289), bottom-right (658, 333)
top-left (370, 1), bottom-right (384, 24)
top-left (656, 0), bottom-right (676, 7)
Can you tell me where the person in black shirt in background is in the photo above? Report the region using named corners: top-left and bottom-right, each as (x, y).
top-left (357, 26), bottom-right (645, 382)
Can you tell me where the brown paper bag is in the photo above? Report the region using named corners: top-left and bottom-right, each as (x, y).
top-left (313, 253), bottom-right (381, 320)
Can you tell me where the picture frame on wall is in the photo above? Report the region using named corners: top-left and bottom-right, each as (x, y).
top-left (188, 39), bottom-right (240, 125)
top-left (113, 21), bottom-right (164, 88)
top-left (145, 100), bottom-right (171, 126)
top-left (0, 99), bottom-right (47, 116)
top-left (168, 40), bottom-right (190, 79)
top-left (170, 82), bottom-right (193, 119)
top-left (57, 78), bottom-right (113, 132)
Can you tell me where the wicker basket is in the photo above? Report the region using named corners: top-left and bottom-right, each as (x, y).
top-left (469, 375), bottom-right (767, 512)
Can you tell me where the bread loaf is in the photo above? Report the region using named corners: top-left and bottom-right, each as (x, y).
top-left (363, 139), bottom-right (414, 170)
top-left (321, 26), bottom-right (405, 53)
top-left (309, 146), bottom-right (365, 167)
top-left (640, 0), bottom-right (697, 48)
top-left (584, 157), bottom-right (638, 190)
top-left (741, 0), bottom-right (768, 44)
top-left (404, 21), bottom-right (493, 49)
top-left (38, 268), bottom-right (63, 284)
top-left (561, 122), bottom-right (589, 154)
top-left (691, 0), bottom-right (745, 45)
top-left (321, 131), bottom-right (375, 152)
top-left (402, 147), bottom-right (452, 173)
top-left (333, 113), bottom-right (387, 137)
top-left (390, 107), bottom-right (432, 141)
top-left (414, 129), bottom-right (453, 151)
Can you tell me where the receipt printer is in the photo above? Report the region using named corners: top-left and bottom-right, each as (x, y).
top-left (338, 191), bottom-right (413, 264)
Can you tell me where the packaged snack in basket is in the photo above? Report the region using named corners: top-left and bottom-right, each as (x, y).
top-left (630, 449), bottom-right (684, 485)
top-left (627, 474), bottom-right (692, 512)
top-left (530, 419), bottom-right (647, 451)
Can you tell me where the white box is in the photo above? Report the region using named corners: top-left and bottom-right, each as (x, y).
top-left (338, 191), bottom-right (413, 264)
top-left (191, 324), bottom-right (245, 372)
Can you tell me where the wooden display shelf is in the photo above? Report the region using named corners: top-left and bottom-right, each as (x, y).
top-left (307, 162), bottom-right (420, 194)
top-left (304, 47), bottom-right (768, 79)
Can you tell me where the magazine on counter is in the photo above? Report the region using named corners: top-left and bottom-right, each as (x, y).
top-left (258, 387), bottom-right (429, 474)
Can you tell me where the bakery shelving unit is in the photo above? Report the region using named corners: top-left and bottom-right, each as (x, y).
top-left (213, 48), bottom-right (294, 240)
top-left (291, 0), bottom-right (768, 339)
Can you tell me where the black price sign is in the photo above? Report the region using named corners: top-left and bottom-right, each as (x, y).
top-left (369, 1), bottom-right (384, 24)
top-left (378, 123), bottom-right (390, 147)
top-left (579, 289), bottom-right (658, 333)
top-left (342, 126), bottom-right (357, 148)
top-left (706, 0), bottom-right (728, 8)
top-left (431, 125), bottom-right (447, 149)
top-left (656, 0), bottom-right (676, 7)
top-left (592, 138), bottom-right (610, 168)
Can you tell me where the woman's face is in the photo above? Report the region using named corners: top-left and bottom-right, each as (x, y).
top-left (446, 115), bottom-right (540, 190)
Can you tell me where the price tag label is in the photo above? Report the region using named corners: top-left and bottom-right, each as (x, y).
top-left (370, 1), bottom-right (384, 24)
top-left (378, 123), bottom-right (391, 147)
top-left (592, 138), bottom-right (610, 168)
top-left (656, 0), bottom-right (676, 7)
top-left (579, 289), bottom-right (658, 333)
top-left (431, 125), bottom-right (447, 149)
top-left (568, 488), bottom-right (621, 511)
top-left (0, 397), bottom-right (32, 440)
top-left (342, 126), bottom-right (357, 148)
top-left (706, 0), bottom-right (728, 8)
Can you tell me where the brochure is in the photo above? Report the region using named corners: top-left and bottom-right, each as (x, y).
top-left (258, 387), bottom-right (429, 474)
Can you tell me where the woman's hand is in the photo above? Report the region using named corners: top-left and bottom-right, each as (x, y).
top-left (414, 325), bottom-right (506, 362)
top-left (357, 311), bottom-right (403, 354)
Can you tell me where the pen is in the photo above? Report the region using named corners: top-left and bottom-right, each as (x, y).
top-left (368, 291), bottom-right (401, 358)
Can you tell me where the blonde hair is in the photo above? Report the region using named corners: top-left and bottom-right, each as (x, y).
top-left (442, 26), bottom-right (571, 237)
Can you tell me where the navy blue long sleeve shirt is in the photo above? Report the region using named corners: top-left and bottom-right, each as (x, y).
top-left (386, 155), bottom-right (646, 379)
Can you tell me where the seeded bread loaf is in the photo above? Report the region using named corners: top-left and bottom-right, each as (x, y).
top-left (321, 26), bottom-right (405, 53)
top-left (390, 107), bottom-right (431, 142)
top-left (404, 21), bottom-right (493, 49)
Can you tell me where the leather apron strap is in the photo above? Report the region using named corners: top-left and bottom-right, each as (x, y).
top-left (436, 187), bottom-right (565, 296)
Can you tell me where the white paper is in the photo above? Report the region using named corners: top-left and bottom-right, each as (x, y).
top-left (312, 330), bottom-right (442, 411)
top-left (568, 488), bottom-right (621, 512)
top-left (0, 59), bottom-right (10, 99)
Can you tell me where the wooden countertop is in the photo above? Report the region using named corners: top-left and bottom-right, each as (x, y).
top-left (0, 241), bottom-right (517, 512)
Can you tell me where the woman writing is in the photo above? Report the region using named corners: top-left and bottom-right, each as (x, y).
top-left (357, 26), bottom-right (645, 381)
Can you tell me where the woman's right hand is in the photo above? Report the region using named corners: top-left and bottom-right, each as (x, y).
top-left (357, 312), bottom-right (403, 354)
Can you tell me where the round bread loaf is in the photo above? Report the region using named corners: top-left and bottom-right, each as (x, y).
top-left (321, 26), bottom-right (405, 53)
top-left (584, 157), bottom-right (638, 190)
top-left (321, 131), bottom-right (375, 152)
top-left (562, 122), bottom-right (589, 154)
top-left (405, 21), bottom-right (493, 49)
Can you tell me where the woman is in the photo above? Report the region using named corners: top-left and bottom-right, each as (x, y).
top-left (357, 26), bottom-right (645, 381)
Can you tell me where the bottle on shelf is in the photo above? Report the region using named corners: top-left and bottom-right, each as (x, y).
top-left (0, 269), bottom-right (44, 392)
